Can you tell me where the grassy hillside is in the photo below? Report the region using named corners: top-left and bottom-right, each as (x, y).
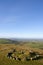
top-left (0, 39), bottom-right (43, 65)
top-left (0, 39), bottom-right (19, 44)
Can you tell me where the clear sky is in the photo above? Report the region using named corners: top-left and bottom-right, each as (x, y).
top-left (0, 0), bottom-right (43, 38)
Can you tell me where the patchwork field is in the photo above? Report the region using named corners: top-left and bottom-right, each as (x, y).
top-left (0, 39), bottom-right (43, 65)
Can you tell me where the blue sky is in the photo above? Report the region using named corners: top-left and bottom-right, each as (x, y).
top-left (0, 0), bottom-right (43, 38)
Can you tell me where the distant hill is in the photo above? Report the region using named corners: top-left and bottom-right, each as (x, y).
top-left (0, 38), bottom-right (19, 44)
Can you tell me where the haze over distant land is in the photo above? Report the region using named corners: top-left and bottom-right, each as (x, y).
top-left (0, 0), bottom-right (43, 38)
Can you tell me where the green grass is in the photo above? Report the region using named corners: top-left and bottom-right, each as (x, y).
top-left (0, 57), bottom-right (43, 65)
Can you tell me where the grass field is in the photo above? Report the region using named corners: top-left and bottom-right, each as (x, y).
top-left (0, 39), bottom-right (43, 65)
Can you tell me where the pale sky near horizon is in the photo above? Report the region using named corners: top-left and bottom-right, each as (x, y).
top-left (0, 0), bottom-right (43, 38)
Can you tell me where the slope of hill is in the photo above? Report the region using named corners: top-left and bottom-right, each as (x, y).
top-left (0, 38), bottom-right (19, 44)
